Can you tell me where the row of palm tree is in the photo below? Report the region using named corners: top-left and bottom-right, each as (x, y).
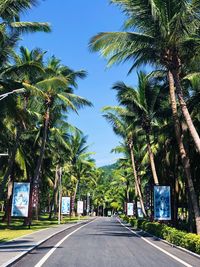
top-left (90, 0), bottom-right (200, 234)
top-left (0, 1), bottom-right (98, 223)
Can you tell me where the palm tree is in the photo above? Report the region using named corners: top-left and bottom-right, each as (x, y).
top-left (90, 0), bottom-right (200, 234)
top-left (23, 75), bottom-right (92, 216)
top-left (102, 106), bottom-right (147, 216)
top-left (66, 132), bottom-right (95, 214)
top-left (112, 72), bottom-right (161, 185)
top-left (90, 0), bottom-right (200, 154)
top-left (168, 71), bottom-right (200, 234)
top-left (0, 47), bottom-right (46, 200)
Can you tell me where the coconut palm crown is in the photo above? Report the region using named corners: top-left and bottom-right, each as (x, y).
top-left (90, 0), bottom-right (200, 154)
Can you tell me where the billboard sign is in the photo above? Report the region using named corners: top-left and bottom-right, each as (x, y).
top-left (77, 200), bottom-right (83, 214)
top-left (61, 197), bottom-right (70, 214)
top-left (127, 202), bottom-right (134, 216)
top-left (11, 182), bottom-right (30, 217)
top-left (154, 186), bottom-right (171, 220)
top-left (137, 201), bottom-right (144, 218)
top-left (107, 210), bottom-right (112, 217)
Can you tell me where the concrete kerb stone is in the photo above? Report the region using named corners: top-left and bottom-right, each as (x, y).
top-left (0, 219), bottom-right (92, 267)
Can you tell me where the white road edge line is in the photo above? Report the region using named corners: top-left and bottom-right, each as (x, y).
top-left (117, 219), bottom-right (193, 267)
top-left (34, 219), bottom-right (97, 267)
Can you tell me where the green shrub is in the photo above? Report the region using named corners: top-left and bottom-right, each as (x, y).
top-left (120, 215), bottom-right (130, 223)
top-left (181, 233), bottom-right (200, 253)
top-left (162, 227), bottom-right (185, 246)
top-left (134, 220), bottom-right (200, 255)
top-left (129, 218), bottom-right (138, 228)
top-left (195, 239), bottom-right (200, 254)
top-left (142, 222), bottom-right (165, 238)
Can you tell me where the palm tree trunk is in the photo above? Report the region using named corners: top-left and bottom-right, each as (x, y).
top-left (172, 69), bottom-right (200, 154)
top-left (2, 176), bottom-right (13, 226)
top-left (168, 71), bottom-right (200, 234)
top-left (128, 142), bottom-right (147, 217)
top-left (71, 177), bottom-right (80, 215)
top-left (146, 134), bottom-right (159, 185)
top-left (126, 180), bottom-right (129, 202)
top-left (31, 107), bottom-right (50, 218)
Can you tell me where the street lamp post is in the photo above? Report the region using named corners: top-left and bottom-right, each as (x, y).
top-left (86, 192), bottom-right (90, 216)
top-left (0, 88), bottom-right (25, 101)
top-left (58, 167), bottom-right (62, 225)
top-left (0, 151), bottom-right (9, 156)
top-left (0, 151), bottom-right (9, 214)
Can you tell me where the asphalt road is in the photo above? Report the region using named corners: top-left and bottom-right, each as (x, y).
top-left (12, 217), bottom-right (200, 267)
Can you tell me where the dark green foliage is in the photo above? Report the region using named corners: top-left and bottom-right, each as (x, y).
top-left (122, 216), bottom-right (200, 254)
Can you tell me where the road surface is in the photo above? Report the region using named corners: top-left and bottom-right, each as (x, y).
top-left (12, 217), bottom-right (200, 267)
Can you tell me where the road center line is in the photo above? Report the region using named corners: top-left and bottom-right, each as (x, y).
top-left (117, 219), bottom-right (193, 267)
top-left (35, 219), bottom-right (97, 267)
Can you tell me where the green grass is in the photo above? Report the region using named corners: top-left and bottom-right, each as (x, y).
top-left (0, 212), bottom-right (89, 243)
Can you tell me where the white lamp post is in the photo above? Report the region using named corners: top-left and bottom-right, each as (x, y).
top-left (0, 88), bottom-right (25, 101)
top-left (58, 167), bottom-right (62, 225)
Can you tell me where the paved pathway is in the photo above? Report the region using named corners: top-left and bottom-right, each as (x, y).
top-left (9, 217), bottom-right (200, 267)
top-left (0, 220), bottom-right (89, 267)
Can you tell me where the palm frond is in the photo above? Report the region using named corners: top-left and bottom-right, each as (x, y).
top-left (10, 22), bottom-right (51, 33)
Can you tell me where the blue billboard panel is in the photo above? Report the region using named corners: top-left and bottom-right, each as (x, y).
top-left (127, 203), bottom-right (134, 216)
top-left (61, 197), bottom-right (70, 214)
top-left (154, 186), bottom-right (171, 220)
top-left (11, 182), bottom-right (30, 217)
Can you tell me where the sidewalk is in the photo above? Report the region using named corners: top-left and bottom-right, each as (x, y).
top-left (0, 219), bottom-right (89, 267)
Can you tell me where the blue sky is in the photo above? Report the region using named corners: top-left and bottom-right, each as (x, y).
top-left (21, 0), bottom-right (139, 166)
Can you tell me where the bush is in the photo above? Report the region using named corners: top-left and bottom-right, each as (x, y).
top-left (181, 233), bottom-right (200, 253)
top-left (120, 216), bottom-right (200, 255)
top-left (129, 218), bottom-right (138, 228)
top-left (129, 218), bottom-right (145, 228)
top-left (119, 214), bottom-right (130, 223)
top-left (142, 222), bottom-right (200, 255)
top-left (142, 222), bottom-right (165, 238)
top-left (163, 227), bottom-right (185, 246)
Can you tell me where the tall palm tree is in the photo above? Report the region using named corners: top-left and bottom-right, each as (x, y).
top-left (90, 0), bottom-right (200, 154)
top-left (168, 71), bottom-right (200, 234)
top-left (102, 106), bottom-right (147, 216)
top-left (112, 72), bottom-right (161, 185)
top-left (0, 47), bottom-right (46, 200)
top-left (66, 132), bottom-right (95, 213)
top-left (23, 75), bottom-right (92, 215)
top-left (90, 0), bottom-right (200, 234)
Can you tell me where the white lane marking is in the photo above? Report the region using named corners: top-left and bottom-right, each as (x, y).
top-left (35, 219), bottom-right (97, 267)
top-left (117, 219), bottom-right (193, 267)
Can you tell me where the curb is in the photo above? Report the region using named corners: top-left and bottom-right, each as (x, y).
top-left (119, 219), bottom-right (200, 260)
top-left (0, 219), bottom-right (86, 248)
top-left (1, 219), bottom-right (92, 267)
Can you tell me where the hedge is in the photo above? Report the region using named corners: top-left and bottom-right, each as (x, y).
top-left (120, 216), bottom-right (200, 255)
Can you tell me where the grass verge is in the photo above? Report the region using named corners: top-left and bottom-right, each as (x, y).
top-left (0, 212), bottom-right (89, 243)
